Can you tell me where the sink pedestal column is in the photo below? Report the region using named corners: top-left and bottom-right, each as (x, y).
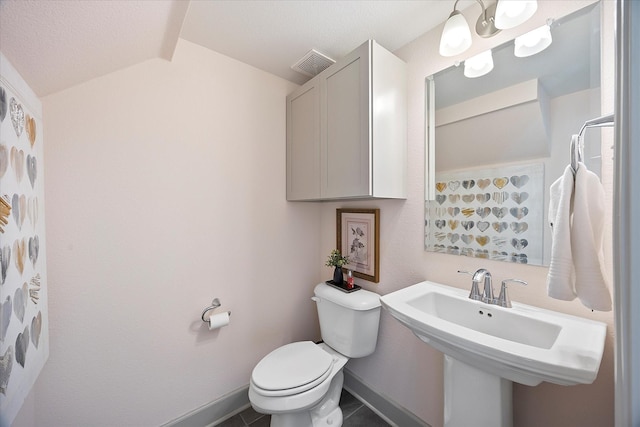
top-left (444, 355), bottom-right (513, 427)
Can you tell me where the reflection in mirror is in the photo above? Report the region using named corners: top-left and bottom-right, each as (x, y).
top-left (425, 3), bottom-right (603, 267)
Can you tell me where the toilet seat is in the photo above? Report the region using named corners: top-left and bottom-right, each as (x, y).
top-left (251, 341), bottom-right (335, 397)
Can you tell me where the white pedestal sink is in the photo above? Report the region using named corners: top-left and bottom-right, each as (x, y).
top-left (444, 356), bottom-right (512, 426)
top-left (380, 281), bottom-right (607, 427)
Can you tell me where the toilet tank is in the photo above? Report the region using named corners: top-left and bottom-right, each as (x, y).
top-left (313, 283), bottom-right (381, 358)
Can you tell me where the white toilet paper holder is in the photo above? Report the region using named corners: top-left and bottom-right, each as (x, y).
top-left (201, 298), bottom-right (231, 322)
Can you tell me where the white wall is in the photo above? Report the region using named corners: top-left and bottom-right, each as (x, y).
top-left (14, 39), bottom-right (322, 426)
top-left (324, 2), bottom-right (615, 427)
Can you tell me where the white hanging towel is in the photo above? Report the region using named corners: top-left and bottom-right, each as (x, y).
top-left (571, 162), bottom-right (612, 311)
top-left (546, 165), bottom-right (576, 300)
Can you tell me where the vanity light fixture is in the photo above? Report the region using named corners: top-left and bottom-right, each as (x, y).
top-left (464, 49), bottom-right (494, 78)
top-left (514, 23), bottom-right (552, 57)
top-left (439, 0), bottom-right (538, 57)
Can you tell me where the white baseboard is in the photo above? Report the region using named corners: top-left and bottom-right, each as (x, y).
top-left (343, 369), bottom-right (431, 427)
top-left (162, 370), bottom-right (429, 427)
top-left (161, 385), bottom-right (250, 427)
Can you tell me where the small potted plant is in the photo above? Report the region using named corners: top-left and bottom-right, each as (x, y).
top-left (325, 249), bottom-right (350, 285)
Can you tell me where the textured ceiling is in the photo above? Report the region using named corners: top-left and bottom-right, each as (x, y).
top-left (0, 0), bottom-right (461, 97)
top-left (0, 0), bottom-right (189, 96)
top-left (179, 0), bottom-right (456, 86)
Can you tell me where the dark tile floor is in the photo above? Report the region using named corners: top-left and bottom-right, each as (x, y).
top-left (217, 389), bottom-right (391, 427)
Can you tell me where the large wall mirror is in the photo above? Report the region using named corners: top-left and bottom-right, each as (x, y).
top-left (425, 2), bottom-right (604, 267)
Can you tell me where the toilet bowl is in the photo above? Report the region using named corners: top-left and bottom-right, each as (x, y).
top-left (249, 342), bottom-right (347, 427)
top-left (248, 283), bottom-right (381, 427)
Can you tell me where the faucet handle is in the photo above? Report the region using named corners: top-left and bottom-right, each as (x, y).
top-left (458, 270), bottom-right (482, 301)
top-left (497, 279), bottom-right (527, 308)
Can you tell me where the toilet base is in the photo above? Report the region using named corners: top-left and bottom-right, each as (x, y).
top-left (311, 406), bottom-right (342, 427)
top-left (271, 411), bottom-right (313, 427)
top-left (310, 370), bottom-right (344, 426)
top-left (268, 370), bottom-right (344, 427)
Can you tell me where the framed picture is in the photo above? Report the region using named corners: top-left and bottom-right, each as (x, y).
top-left (337, 208), bottom-right (380, 283)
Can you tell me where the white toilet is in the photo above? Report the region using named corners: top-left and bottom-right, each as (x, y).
top-left (248, 282), bottom-right (381, 427)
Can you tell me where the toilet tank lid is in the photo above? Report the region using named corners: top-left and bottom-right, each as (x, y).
top-left (314, 283), bottom-right (381, 310)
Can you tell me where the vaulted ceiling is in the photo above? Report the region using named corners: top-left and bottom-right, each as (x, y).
top-left (0, 0), bottom-right (460, 97)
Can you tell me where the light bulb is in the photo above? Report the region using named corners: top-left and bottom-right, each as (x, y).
top-left (495, 0), bottom-right (538, 29)
top-left (464, 50), bottom-right (494, 78)
top-left (439, 11), bottom-right (472, 57)
top-left (514, 25), bottom-right (552, 57)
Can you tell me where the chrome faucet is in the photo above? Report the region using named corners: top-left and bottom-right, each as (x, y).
top-left (458, 269), bottom-right (494, 303)
top-left (459, 270), bottom-right (526, 307)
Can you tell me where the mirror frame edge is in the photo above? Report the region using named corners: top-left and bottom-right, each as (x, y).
top-left (425, 75), bottom-right (435, 201)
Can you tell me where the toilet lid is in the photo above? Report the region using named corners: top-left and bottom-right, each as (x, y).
top-left (252, 341), bottom-right (334, 392)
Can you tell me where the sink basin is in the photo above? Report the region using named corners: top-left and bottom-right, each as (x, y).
top-left (381, 281), bottom-right (607, 386)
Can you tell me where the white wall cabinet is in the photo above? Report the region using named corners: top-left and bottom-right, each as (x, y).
top-left (286, 40), bottom-right (407, 201)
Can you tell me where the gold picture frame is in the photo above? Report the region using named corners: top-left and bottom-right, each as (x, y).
top-left (337, 208), bottom-right (380, 283)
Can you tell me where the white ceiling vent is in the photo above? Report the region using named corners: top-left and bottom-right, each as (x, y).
top-left (291, 49), bottom-right (335, 77)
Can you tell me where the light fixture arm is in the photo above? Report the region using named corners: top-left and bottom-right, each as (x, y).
top-left (449, 0), bottom-right (500, 39)
top-left (450, 0), bottom-right (488, 15)
top-left (475, 0), bottom-right (501, 38)
top-left (448, 0), bottom-right (463, 20)
top-left (476, 0), bottom-right (489, 21)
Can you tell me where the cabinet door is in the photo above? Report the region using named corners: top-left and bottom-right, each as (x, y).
top-left (286, 82), bottom-right (320, 200)
top-left (321, 43), bottom-right (371, 198)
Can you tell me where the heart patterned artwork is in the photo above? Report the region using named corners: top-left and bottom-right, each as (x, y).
top-left (30, 312), bottom-right (42, 348)
top-left (26, 154), bottom-right (37, 188)
top-left (0, 246), bottom-right (9, 285)
top-left (25, 115), bottom-right (36, 147)
top-left (0, 145), bottom-right (8, 178)
top-left (1, 55), bottom-right (49, 424)
top-left (1, 296), bottom-right (11, 342)
top-left (0, 87), bottom-right (7, 122)
top-left (0, 347), bottom-right (13, 395)
top-left (426, 163), bottom-right (544, 264)
top-left (9, 98), bottom-right (24, 137)
top-left (13, 284), bottom-right (27, 323)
